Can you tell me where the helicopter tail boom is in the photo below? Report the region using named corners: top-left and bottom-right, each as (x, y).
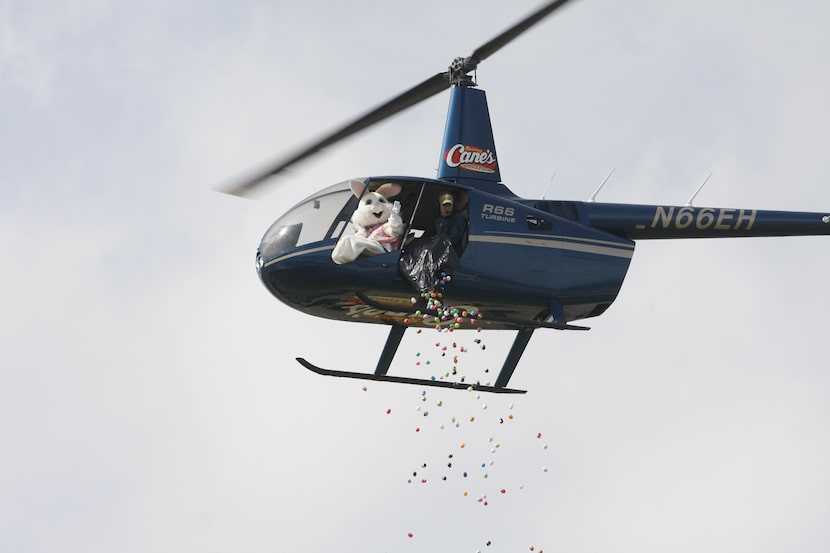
top-left (584, 203), bottom-right (830, 240)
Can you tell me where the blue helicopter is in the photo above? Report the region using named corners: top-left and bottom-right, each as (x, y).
top-left (224, 0), bottom-right (830, 394)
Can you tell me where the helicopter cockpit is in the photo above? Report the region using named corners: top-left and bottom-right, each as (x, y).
top-left (257, 177), bottom-right (469, 267)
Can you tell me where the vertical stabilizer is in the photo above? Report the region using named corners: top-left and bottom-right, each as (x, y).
top-left (437, 86), bottom-right (502, 185)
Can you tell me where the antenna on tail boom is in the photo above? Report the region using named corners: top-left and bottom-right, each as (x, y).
top-left (541, 171), bottom-right (556, 199)
top-left (685, 172), bottom-right (713, 207)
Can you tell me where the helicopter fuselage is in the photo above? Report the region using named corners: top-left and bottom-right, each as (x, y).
top-left (256, 177), bottom-right (634, 331)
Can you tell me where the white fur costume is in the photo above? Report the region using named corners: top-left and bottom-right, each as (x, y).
top-left (331, 181), bottom-right (405, 264)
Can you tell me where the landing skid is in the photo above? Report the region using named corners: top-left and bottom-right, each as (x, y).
top-left (297, 357), bottom-right (527, 394)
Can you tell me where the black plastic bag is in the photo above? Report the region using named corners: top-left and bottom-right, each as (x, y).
top-left (399, 235), bottom-right (460, 292)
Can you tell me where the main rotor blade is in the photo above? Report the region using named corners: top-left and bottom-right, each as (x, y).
top-left (222, 71), bottom-right (450, 197)
top-left (222, 0), bottom-right (579, 197)
top-left (468, 0), bottom-right (577, 68)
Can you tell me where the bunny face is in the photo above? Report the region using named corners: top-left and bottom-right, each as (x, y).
top-left (352, 191), bottom-right (394, 228)
top-left (349, 180), bottom-right (402, 231)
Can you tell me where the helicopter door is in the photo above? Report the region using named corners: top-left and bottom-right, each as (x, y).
top-left (398, 184), bottom-right (469, 253)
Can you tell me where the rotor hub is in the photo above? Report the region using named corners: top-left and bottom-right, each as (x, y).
top-left (448, 56), bottom-right (478, 87)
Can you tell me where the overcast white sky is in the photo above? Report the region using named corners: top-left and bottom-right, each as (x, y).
top-left (3, 0), bottom-right (830, 552)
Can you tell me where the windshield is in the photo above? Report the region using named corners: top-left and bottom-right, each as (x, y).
top-left (258, 180), bottom-right (358, 259)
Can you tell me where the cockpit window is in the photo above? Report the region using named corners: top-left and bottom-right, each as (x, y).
top-left (259, 180), bottom-right (357, 259)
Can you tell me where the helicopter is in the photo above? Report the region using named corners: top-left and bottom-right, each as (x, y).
top-left (223, 0), bottom-right (830, 394)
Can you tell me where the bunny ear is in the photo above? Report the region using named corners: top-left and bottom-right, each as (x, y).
top-left (350, 179), bottom-right (368, 197)
top-left (375, 182), bottom-right (402, 198)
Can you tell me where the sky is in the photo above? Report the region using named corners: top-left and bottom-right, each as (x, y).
top-left (2, 0), bottom-right (830, 551)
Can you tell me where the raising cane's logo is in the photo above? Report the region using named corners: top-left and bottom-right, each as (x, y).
top-left (444, 143), bottom-right (497, 174)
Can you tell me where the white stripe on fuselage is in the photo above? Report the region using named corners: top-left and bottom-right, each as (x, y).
top-left (469, 232), bottom-right (634, 259)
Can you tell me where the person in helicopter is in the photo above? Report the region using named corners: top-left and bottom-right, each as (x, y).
top-left (400, 191), bottom-right (468, 300)
top-left (423, 192), bottom-right (467, 256)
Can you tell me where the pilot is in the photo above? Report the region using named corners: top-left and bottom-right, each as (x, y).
top-left (423, 192), bottom-right (467, 256)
